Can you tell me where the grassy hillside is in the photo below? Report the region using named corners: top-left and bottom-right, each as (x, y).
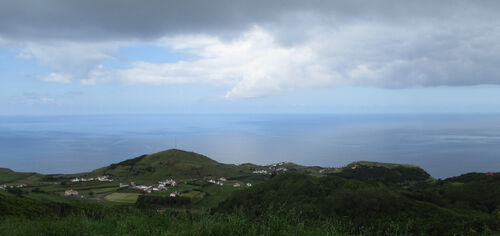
top-left (217, 173), bottom-right (500, 235)
top-left (329, 160), bottom-right (433, 185)
top-left (1, 153), bottom-right (498, 235)
top-left (0, 168), bottom-right (44, 185)
top-left (89, 149), bottom-right (253, 182)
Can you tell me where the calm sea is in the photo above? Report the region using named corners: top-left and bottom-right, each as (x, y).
top-left (0, 113), bottom-right (499, 178)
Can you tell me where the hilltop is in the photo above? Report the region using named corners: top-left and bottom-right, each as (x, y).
top-left (0, 168), bottom-right (13, 173)
top-left (328, 160), bottom-right (433, 184)
top-left (88, 149), bottom-right (254, 182)
top-left (0, 168), bottom-right (44, 185)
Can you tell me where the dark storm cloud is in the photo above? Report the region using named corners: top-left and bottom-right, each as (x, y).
top-left (0, 0), bottom-right (498, 41)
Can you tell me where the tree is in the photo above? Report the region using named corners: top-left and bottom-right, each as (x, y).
top-left (7, 187), bottom-right (23, 197)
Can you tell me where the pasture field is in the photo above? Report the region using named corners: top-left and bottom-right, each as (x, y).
top-left (104, 193), bottom-right (141, 203)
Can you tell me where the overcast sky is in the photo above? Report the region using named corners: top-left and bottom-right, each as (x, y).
top-left (1, 0), bottom-right (499, 115)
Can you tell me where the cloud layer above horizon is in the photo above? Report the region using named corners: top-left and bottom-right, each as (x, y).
top-left (0, 0), bottom-right (499, 109)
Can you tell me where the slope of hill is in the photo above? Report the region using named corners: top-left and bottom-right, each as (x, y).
top-left (0, 168), bottom-right (44, 185)
top-left (217, 173), bottom-right (499, 235)
top-left (88, 149), bottom-right (252, 182)
top-left (329, 160), bottom-right (433, 184)
top-left (87, 149), bottom-right (436, 184)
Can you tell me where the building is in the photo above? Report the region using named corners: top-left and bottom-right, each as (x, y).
top-left (219, 177), bottom-right (227, 182)
top-left (246, 183), bottom-right (252, 187)
top-left (64, 189), bottom-right (79, 197)
top-left (159, 179), bottom-right (177, 186)
top-left (233, 183), bottom-right (241, 187)
top-left (170, 192), bottom-right (177, 197)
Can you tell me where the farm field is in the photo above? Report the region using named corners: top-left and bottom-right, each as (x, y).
top-left (104, 193), bottom-right (141, 203)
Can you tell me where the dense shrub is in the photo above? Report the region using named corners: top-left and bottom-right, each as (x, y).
top-left (136, 195), bottom-right (191, 208)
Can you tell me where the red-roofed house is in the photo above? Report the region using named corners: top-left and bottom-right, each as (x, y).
top-left (64, 189), bottom-right (79, 197)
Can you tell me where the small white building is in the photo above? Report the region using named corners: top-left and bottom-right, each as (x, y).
top-left (159, 179), bottom-right (177, 186)
top-left (276, 167), bottom-right (288, 172)
top-left (233, 183), bottom-right (241, 187)
top-left (246, 183), bottom-right (252, 187)
top-left (158, 185), bottom-right (167, 190)
top-left (97, 176), bottom-right (112, 182)
top-left (170, 192), bottom-right (177, 197)
top-left (219, 177), bottom-right (227, 182)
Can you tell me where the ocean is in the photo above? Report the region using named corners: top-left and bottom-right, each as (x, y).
top-left (1, 113), bottom-right (499, 178)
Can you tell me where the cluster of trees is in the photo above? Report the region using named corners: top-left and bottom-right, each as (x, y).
top-left (330, 165), bottom-right (431, 183)
top-left (135, 195), bottom-right (191, 209)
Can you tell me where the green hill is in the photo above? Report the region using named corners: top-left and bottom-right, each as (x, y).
top-left (88, 149), bottom-right (253, 182)
top-left (217, 173), bottom-right (499, 235)
top-left (87, 149), bottom-right (435, 184)
top-left (0, 168), bottom-right (44, 185)
top-left (329, 160), bottom-right (433, 184)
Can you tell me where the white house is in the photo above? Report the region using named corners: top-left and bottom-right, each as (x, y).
top-left (219, 177), bottom-right (227, 182)
top-left (246, 183), bottom-right (252, 187)
top-left (170, 192), bottom-right (177, 197)
top-left (159, 179), bottom-right (177, 186)
top-left (276, 167), bottom-right (288, 172)
top-left (233, 183), bottom-right (241, 187)
top-left (158, 185), bottom-right (167, 190)
top-left (97, 176), bottom-right (112, 182)
top-left (135, 185), bottom-right (151, 191)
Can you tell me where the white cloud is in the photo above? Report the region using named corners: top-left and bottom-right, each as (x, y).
top-left (97, 28), bottom-right (343, 98)
top-left (20, 92), bottom-right (62, 105)
top-left (8, 40), bottom-right (123, 83)
top-left (85, 20), bottom-right (499, 98)
top-left (2, 2), bottom-right (500, 99)
top-left (41, 73), bottom-right (71, 84)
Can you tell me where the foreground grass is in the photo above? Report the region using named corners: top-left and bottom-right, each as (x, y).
top-left (0, 213), bottom-right (418, 236)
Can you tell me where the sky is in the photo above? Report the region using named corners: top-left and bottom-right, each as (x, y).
top-left (1, 0), bottom-right (500, 115)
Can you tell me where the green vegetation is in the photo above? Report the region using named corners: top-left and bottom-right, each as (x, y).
top-left (88, 149), bottom-right (254, 182)
top-left (0, 149), bottom-right (498, 235)
top-left (218, 173), bottom-right (500, 235)
top-left (0, 168), bottom-right (44, 185)
top-left (104, 193), bottom-right (141, 203)
top-left (331, 161), bottom-right (432, 185)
